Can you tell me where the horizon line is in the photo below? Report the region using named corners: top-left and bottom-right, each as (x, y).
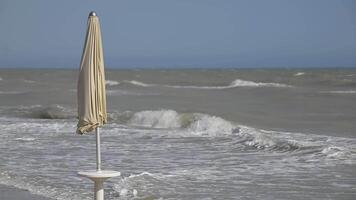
top-left (0, 66), bottom-right (356, 70)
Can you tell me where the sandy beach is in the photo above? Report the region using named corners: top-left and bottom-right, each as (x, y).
top-left (0, 184), bottom-right (51, 200)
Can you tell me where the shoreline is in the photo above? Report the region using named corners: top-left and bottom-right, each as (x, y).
top-left (0, 184), bottom-right (51, 200)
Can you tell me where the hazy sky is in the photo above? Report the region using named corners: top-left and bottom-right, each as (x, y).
top-left (0, 0), bottom-right (355, 68)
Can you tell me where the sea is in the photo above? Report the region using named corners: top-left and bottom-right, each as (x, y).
top-left (0, 68), bottom-right (355, 200)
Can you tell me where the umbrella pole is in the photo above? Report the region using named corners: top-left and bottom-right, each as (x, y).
top-left (79, 127), bottom-right (120, 200)
top-left (95, 127), bottom-right (103, 200)
top-left (96, 127), bottom-right (101, 171)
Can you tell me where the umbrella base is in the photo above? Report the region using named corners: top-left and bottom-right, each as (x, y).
top-left (78, 170), bottom-right (121, 200)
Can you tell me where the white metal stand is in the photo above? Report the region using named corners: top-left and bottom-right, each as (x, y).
top-left (78, 128), bottom-right (120, 200)
top-left (78, 170), bottom-right (121, 200)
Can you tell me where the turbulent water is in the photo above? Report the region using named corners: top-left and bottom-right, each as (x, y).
top-left (0, 68), bottom-right (356, 200)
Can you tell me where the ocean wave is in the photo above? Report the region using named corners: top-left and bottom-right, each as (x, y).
top-left (127, 109), bottom-right (239, 136)
top-left (1, 105), bottom-right (76, 119)
top-left (188, 114), bottom-right (239, 136)
top-left (129, 110), bottom-right (182, 128)
top-left (125, 109), bottom-right (284, 144)
top-left (14, 137), bottom-right (36, 141)
top-left (218, 79), bottom-right (291, 88)
top-left (0, 91), bottom-right (25, 95)
top-left (239, 126), bottom-right (307, 151)
top-left (346, 74), bottom-right (356, 77)
top-left (106, 89), bottom-right (146, 96)
top-left (294, 72), bottom-right (305, 76)
top-left (119, 109), bottom-right (356, 158)
top-left (320, 90), bottom-right (356, 94)
top-left (0, 77), bottom-right (2, 81)
top-left (113, 171), bottom-right (173, 199)
top-left (1, 105), bottom-right (354, 159)
top-left (106, 80), bottom-right (120, 86)
top-left (124, 79), bottom-right (291, 89)
top-left (124, 80), bottom-right (154, 87)
top-left (23, 79), bottom-right (36, 83)
top-left (321, 146), bottom-right (351, 159)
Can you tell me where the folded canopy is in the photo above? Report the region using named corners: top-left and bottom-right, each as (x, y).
top-left (77, 13), bottom-right (107, 134)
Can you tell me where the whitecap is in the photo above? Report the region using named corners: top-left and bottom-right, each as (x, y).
top-left (188, 114), bottom-right (238, 136)
top-left (129, 110), bottom-right (181, 128)
top-left (167, 79), bottom-right (291, 89)
top-left (226, 79), bottom-right (291, 88)
top-left (321, 146), bottom-right (351, 159)
top-left (106, 89), bottom-right (143, 96)
top-left (113, 109), bottom-right (355, 159)
top-left (126, 171), bottom-right (157, 179)
top-left (320, 90), bottom-right (356, 94)
top-left (124, 79), bottom-right (291, 89)
top-left (105, 80), bottom-right (120, 86)
top-left (345, 74), bottom-right (356, 77)
top-left (127, 109), bottom-right (238, 136)
top-left (123, 109), bottom-right (356, 159)
top-left (14, 137), bottom-right (36, 141)
top-left (294, 72), bottom-right (305, 76)
top-left (23, 79), bottom-right (36, 83)
top-left (113, 171), bottom-right (170, 199)
top-left (124, 80), bottom-right (153, 87)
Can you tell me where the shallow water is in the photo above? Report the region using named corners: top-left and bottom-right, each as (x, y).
top-left (0, 69), bottom-right (355, 199)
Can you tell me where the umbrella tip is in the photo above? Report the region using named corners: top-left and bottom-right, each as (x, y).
top-left (89, 11), bottom-right (97, 17)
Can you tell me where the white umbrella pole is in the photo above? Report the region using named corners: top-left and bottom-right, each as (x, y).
top-left (95, 127), bottom-right (103, 199)
top-left (96, 127), bottom-right (101, 171)
top-left (78, 127), bottom-right (120, 200)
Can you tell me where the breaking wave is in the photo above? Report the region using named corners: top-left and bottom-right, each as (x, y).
top-left (294, 72), bottom-right (305, 76)
top-left (14, 137), bottom-right (36, 141)
top-left (106, 80), bottom-right (120, 86)
top-left (124, 79), bottom-right (291, 89)
top-left (106, 89), bottom-right (149, 96)
top-left (127, 110), bottom-right (239, 136)
top-left (124, 80), bottom-right (154, 87)
top-left (116, 109), bottom-right (355, 158)
top-left (129, 110), bottom-right (182, 128)
top-left (320, 90), bottom-right (356, 94)
top-left (113, 171), bottom-right (173, 199)
top-left (1, 105), bottom-right (76, 119)
top-left (1, 105), bottom-right (354, 159)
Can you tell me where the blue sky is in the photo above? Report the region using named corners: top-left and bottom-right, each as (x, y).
top-left (0, 0), bottom-right (355, 68)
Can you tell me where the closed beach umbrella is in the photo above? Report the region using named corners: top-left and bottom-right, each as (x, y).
top-left (77, 11), bottom-right (107, 173)
top-left (77, 12), bottom-right (120, 200)
top-left (77, 11), bottom-right (107, 135)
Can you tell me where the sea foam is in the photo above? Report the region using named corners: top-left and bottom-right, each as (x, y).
top-left (129, 110), bottom-right (182, 128)
top-left (124, 80), bottom-right (153, 87)
top-left (123, 109), bottom-right (356, 158)
top-left (320, 90), bottom-right (356, 94)
top-left (124, 79), bottom-right (291, 89)
top-left (105, 80), bottom-right (120, 86)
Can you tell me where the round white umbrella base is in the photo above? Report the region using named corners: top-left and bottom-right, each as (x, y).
top-left (78, 170), bottom-right (121, 200)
